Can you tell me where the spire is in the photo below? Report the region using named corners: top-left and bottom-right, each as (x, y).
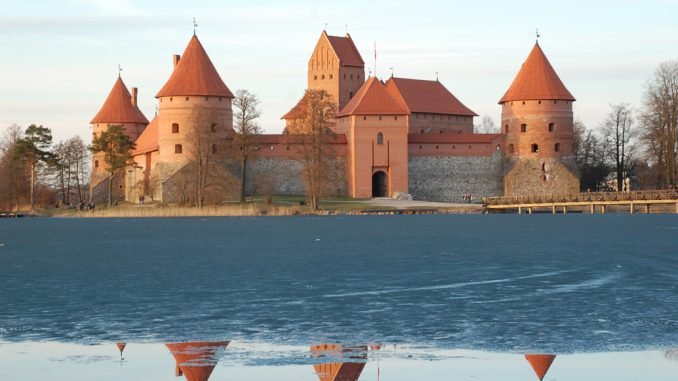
top-left (156, 35), bottom-right (234, 98)
top-left (499, 43), bottom-right (575, 104)
top-left (91, 76), bottom-right (149, 124)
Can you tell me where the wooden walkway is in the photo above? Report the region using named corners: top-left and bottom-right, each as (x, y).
top-left (483, 190), bottom-right (678, 214)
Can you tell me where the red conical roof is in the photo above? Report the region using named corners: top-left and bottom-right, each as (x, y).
top-left (166, 341), bottom-right (230, 381)
top-left (311, 344), bottom-right (367, 381)
top-left (338, 77), bottom-right (409, 117)
top-left (156, 35), bottom-right (234, 98)
top-left (90, 77), bottom-right (149, 124)
top-left (525, 354), bottom-right (557, 381)
top-left (499, 43), bottom-right (575, 104)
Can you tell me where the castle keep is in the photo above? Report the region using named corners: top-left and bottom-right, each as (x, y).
top-left (89, 31), bottom-right (580, 204)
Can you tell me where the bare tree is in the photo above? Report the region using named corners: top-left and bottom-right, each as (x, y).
top-left (232, 89), bottom-right (262, 202)
top-left (184, 108), bottom-right (233, 208)
top-left (289, 89), bottom-right (338, 210)
top-left (641, 61), bottom-right (678, 188)
top-left (474, 116), bottom-right (499, 133)
top-left (573, 119), bottom-right (610, 191)
top-left (66, 136), bottom-right (89, 204)
top-left (601, 103), bottom-right (637, 191)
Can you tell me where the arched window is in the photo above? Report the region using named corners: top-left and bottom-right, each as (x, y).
top-left (211, 123), bottom-right (217, 133)
top-left (521, 124), bottom-right (527, 133)
top-left (508, 144), bottom-right (514, 153)
top-left (94, 160), bottom-right (99, 168)
top-left (377, 132), bottom-right (384, 145)
top-left (549, 123), bottom-right (555, 132)
top-left (555, 142), bottom-right (561, 152)
top-left (531, 143), bottom-right (539, 153)
top-left (175, 144), bottom-right (183, 154)
top-left (505, 124), bottom-right (509, 133)
top-left (172, 123), bottom-right (179, 133)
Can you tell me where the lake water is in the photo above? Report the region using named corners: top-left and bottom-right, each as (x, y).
top-left (0, 215), bottom-right (677, 379)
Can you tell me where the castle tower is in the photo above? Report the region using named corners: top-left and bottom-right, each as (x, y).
top-left (338, 77), bottom-right (410, 198)
top-left (500, 42), bottom-right (580, 196)
top-left (166, 341), bottom-right (230, 381)
top-left (311, 344), bottom-right (367, 381)
top-left (284, 31), bottom-right (365, 133)
top-left (154, 34), bottom-right (234, 198)
top-left (90, 75), bottom-right (149, 202)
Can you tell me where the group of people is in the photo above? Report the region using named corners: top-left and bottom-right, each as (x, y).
top-left (462, 193), bottom-right (474, 203)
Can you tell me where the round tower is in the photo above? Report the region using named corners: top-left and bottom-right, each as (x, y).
top-left (90, 75), bottom-right (149, 202)
top-left (500, 42), bottom-right (575, 159)
top-left (155, 35), bottom-right (234, 167)
top-left (500, 42), bottom-right (580, 196)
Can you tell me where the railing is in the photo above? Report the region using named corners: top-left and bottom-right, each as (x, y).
top-left (483, 190), bottom-right (678, 206)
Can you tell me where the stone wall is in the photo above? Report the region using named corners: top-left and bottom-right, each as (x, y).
top-left (408, 152), bottom-right (504, 202)
top-left (90, 172), bottom-right (126, 205)
top-left (245, 156), bottom-right (347, 197)
top-left (504, 157), bottom-right (580, 197)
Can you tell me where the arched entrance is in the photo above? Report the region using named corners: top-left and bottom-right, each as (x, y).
top-left (372, 171), bottom-right (388, 197)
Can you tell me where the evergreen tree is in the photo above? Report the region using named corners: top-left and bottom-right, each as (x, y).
top-left (14, 124), bottom-right (53, 211)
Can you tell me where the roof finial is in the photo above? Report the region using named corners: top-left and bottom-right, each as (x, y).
top-left (323, 22), bottom-right (328, 31)
top-left (193, 17), bottom-right (198, 36)
top-left (118, 63), bottom-right (122, 78)
top-left (435, 71), bottom-right (439, 82)
top-left (536, 28), bottom-right (541, 44)
top-left (345, 24), bottom-right (348, 36)
top-left (389, 67), bottom-right (394, 78)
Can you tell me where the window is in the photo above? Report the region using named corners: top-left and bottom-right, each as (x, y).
top-left (211, 123), bottom-right (217, 133)
top-left (555, 142), bottom-right (561, 152)
top-left (363, 116), bottom-right (367, 121)
top-left (314, 75), bottom-right (318, 80)
top-left (185, 97), bottom-right (189, 101)
top-left (377, 132), bottom-right (383, 145)
top-left (521, 124), bottom-right (527, 133)
top-left (357, 75), bottom-right (361, 80)
top-left (349, 91), bottom-right (353, 99)
top-left (379, 116), bottom-right (382, 120)
top-left (522, 101), bottom-right (526, 105)
top-left (94, 160), bottom-right (99, 168)
top-left (531, 143), bottom-right (539, 153)
top-left (212, 144), bottom-right (218, 154)
top-left (394, 116), bottom-right (398, 121)
top-left (205, 97), bottom-right (209, 101)
top-left (505, 124), bottom-right (509, 133)
top-left (321, 74), bottom-right (325, 79)
top-left (175, 144), bottom-right (183, 154)
top-left (344, 74), bottom-right (346, 79)
top-left (549, 123), bottom-right (555, 132)
top-left (508, 144), bottom-right (514, 153)
top-left (329, 74), bottom-right (333, 79)
top-left (172, 123), bottom-right (179, 133)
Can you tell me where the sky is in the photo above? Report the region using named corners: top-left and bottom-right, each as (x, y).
top-left (1, 0), bottom-right (677, 143)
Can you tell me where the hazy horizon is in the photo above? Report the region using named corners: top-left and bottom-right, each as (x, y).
top-left (1, 0), bottom-right (677, 143)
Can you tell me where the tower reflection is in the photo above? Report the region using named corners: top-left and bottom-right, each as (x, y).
top-left (311, 344), bottom-right (368, 381)
top-left (524, 354), bottom-right (557, 381)
top-left (166, 341), bottom-right (230, 381)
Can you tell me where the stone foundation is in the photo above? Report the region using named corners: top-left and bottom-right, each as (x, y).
top-left (504, 157), bottom-right (579, 197)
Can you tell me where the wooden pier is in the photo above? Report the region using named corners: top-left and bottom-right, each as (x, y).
top-left (483, 190), bottom-right (678, 214)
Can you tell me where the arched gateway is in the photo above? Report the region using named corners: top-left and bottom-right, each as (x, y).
top-left (372, 171), bottom-right (388, 197)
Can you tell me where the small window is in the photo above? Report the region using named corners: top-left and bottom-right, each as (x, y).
top-left (205, 96), bottom-right (209, 101)
top-left (508, 144), bottom-right (514, 154)
top-left (357, 75), bottom-right (361, 80)
top-left (321, 74), bottom-right (325, 79)
top-left (363, 116), bottom-right (367, 121)
top-left (521, 124), bottom-right (527, 133)
top-left (379, 116), bottom-right (382, 121)
top-left (344, 74), bottom-right (346, 79)
top-left (420, 129), bottom-right (424, 134)
top-left (394, 116), bottom-right (398, 121)
top-left (436, 145), bottom-right (439, 150)
top-left (170, 97), bottom-right (173, 102)
top-left (549, 123), bottom-right (555, 132)
top-left (350, 74), bottom-right (353, 79)
top-left (94, 160), bottom-right (99, 168)
top-left (439, 130), bottom-right (443, 134)
top-left (505, 124), bottom-right (509, 133)
top-left (531, 143), bottom-right (539, 153)
top-left (377, 132), bottom-right (383, 145)
top-left (175, 144), bottom-right (183, 154)
top-left (419, 145), bottom-right (422, 149)
top-left (538, 100), bottom-right (542, 104)
top-left (314, 75), bottom-right (318, 80)
top-left (211, 123), bottom-right (217, 132)
top-left (212, 144), bottom-right (218, 154)
top-left (522, 101), bottom-right (526, 105)
top-left (329, 74), bottom-right (333, 79)
top-left (172, 123), bottom-right (179, 133)
top-left (185, 96), bottom-right (189, 101)
top-left (555, 142), bottom-right (561, 152)
top-left (219, 97), bottom-right (223, 102)
top-left (554, 100), bottom-right (558, 104)
top-left (349, 91), bottom-right (353, 99)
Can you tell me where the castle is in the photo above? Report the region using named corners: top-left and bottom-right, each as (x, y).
top-left (89, 31), bottom-right (579, 204)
